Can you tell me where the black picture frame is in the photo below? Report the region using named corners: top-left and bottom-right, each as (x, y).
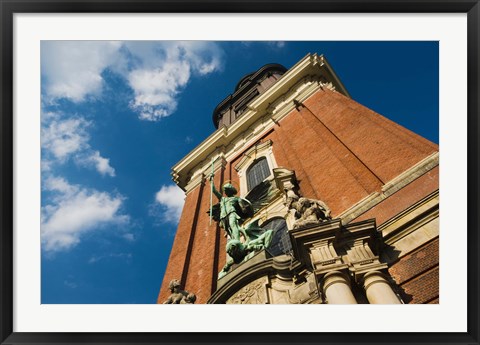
top-left (1, 1), bottom-right (479, 344)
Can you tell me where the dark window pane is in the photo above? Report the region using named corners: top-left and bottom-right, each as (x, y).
top-left (260, 218), bottom-right (292, 257)
top-left (246, 157), bottom-right (270, 191)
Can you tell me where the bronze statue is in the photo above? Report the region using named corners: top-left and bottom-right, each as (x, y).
top-left (209, 176), bottom-right (251, 242)
top-left (208, 174), bottom-right (274, 279)
top-left (217, 225), bottom-right (274, 279)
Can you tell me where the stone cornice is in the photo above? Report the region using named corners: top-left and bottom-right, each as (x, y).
top-left (338, 152), bottom-right (439, 224)
top-left (180, 154), bottom-right (226, 194)
top-left (381, 152), bottom-right (439, 193)
top-left (380, 190), bottom-right (439, 245)
top-left (183, 172), bottom-right (205, 195)
top-left (171, 53), bottom-right (350, 191)
top-left (244, 53), bottom-right (350, 117)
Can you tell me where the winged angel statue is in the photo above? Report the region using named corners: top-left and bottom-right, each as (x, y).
top-left (208, 174), bottom-right (274, 279)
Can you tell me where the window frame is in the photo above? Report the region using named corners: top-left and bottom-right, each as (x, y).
top-left (246, 156), bottom-right (271, 192)
top-left (234, 140), bottom-right (278, 196)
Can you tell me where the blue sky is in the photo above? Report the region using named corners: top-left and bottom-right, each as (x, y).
top-left (40, 41), bottom-right (438, 304)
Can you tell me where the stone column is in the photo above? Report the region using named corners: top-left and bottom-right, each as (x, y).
top-left (322, 271), bottom-right (357, 304)
top-left (363, 271), bottom-right (401, 304)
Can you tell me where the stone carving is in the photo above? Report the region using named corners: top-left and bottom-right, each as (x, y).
top-left (281, 180), bottom-right (332, 229)
top-left (283, 181), bottom-right (300, 210)
top-left (163, 279), bottom-right (197, 304)
top-left (228, 277), bottom-right (268, 304)
top-left (209, 174), bottom-right (274, 279)
top-left (292, 197), bottom-right (332, 229)
top-left (269, 272), bottom-right (320, 304)
top-left (221, 264), bottom-right (321, 304)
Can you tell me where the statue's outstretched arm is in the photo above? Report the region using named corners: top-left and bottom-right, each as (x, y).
top-left (209, 174), bottom-right (222, 200)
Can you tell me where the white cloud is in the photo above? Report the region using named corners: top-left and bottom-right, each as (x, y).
top-left (128, 61), bottom-right (190, 120)
top-left (88, 252), bottom-right (132, 264)
top-left (122, 233), bottom-right (135, 242)
top-left (41, 112), bottom-right (116, 177)
top-left (41, 41), bottom-right (122, 102)
top-left (41, 159), bottom-right (53, 172)
top-left (80, 151), bottom-right (116, 177)
top-left (267, 41), bottom-right (286, 48)
top-left (126, 42), bottom-right (224, 121)
top-left (41, 117), bottom-right (90, 161)
top-left (154, 184), bottom-right (185, 223)
top-left (44, 176), bottom-right (78, 196)
top-left (42, 177), bottom-right (129, 252)
top-left (64, 280), bottom-right (78, 289)
top-left (41, 41), bottom-right (224, 121)
top-left (177, 41), bottom-right (224, 76)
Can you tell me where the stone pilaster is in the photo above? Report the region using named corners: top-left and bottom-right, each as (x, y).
top-left (363, 271), bottom-right (402, 304)
top-left (339, 220), bottom-right (402, 304)
top-left (322, 270), bottom-right (357, 304)
top-left (289, 217), bottom-right (402, 304)
top-left (289, 219), bottom-right (357, 303)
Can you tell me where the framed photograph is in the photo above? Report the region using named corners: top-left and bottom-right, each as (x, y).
top-left (1, 1), bottom-right (479, 344)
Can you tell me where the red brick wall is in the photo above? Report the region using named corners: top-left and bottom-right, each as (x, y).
top-left (158, 168), bottom-right (226, 303)
top-left (157, 183), bottom-right (204, 303)
top-left (303, 89), bottom-right (438, 183)
top-left (389, 238), bottom-right (439, 304)
top-left (159, 87), bottom-right (439, 304)
top-left (271, 107), bottom-right (374, 214)
top-left (354, 167), bottom-right (439, 225)
top-left (269, 88), bottom-right (438, 217)
top-left (183, 170), bottom-right (225, 303)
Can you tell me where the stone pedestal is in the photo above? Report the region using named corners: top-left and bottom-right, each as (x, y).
top-left (322, 271), bottom-right (357, 304)
top-left (363, 271), bottom-right (401, 304)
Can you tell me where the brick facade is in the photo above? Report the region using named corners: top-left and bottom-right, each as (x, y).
top-left (158, 61), bottom-right (438, 304)
top-left (389, 238), bottom-right (439, 303)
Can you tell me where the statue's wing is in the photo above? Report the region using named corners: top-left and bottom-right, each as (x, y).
top-left (206, 203), bottom-right (221, 222)
top-left (237, 197), bottom-right (254, 219)
top-left (245, 180), bottom-right (276, 214)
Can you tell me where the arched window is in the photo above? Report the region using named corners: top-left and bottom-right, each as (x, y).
top-left (260, 217), bottom-right (292, 257)
top-left (246, 157), bottom-right (270, 192)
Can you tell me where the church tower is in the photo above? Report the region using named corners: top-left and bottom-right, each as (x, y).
top-left (158, 54), bottom-right (439, 304)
